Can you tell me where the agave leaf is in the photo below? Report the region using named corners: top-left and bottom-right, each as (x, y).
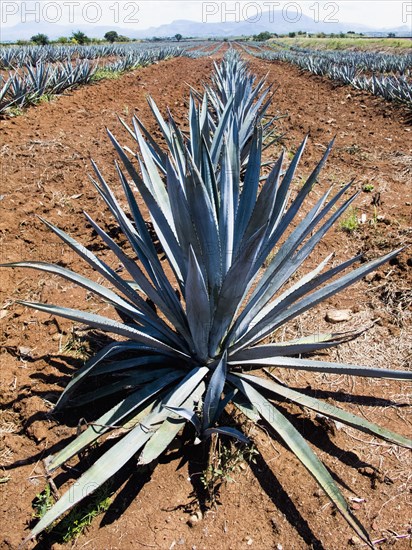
top-left (219, 142), bottom-right (235, 275)
top-left (38, 217), bottom-right (151, 317)
top-left (166, 158), bottom-right (201, 266)
top-left (17, 301), bottom-right (189, 360)
top-left (55, 341), bottom-right (149, 410)
top-left (265, 135), bottom-right (308, 230)
top-left (116, 398), bottom-right (162, 436)
top-left (114, 161), bottom-right (165, 265)
top-left (89, 161), bottom-right (161, 286)
top-left (167, 112), bottom-right (188, 179)
top-left (202, 352), bottom-right (227, 432)
top-left (186, 247), bottom-right (211, 361)
top-left (232, 254), bottom-right (361, 350)
top-left (239, 182), bottom-right (356, 335)
top-left (92, 159), bottom-right (152, 253)
top-left (237, 372), bottom-right (412, 448)
top-left (229, 328), bottom-right (363, 361)
top-left (240, 152), bottom-right (283, 247)
top-left (131, 120), bottom-right (173, 226)
top-left (231, 392), bottom-right (262, 423)
top-left (163, 405), bottom-right (202, 433)
top-left (210, 96), bottom-right (235, 166)
top-left (189, 93), bottom-right (201, 163)
top-left (247, 253), bottom-right (336, 330)
top-left (234, 125), bottom-right (262, 252)
top-left (67, 367), bottom-right (182, 408)
top-left (118, 115), bottom-right (166, 172)
top-left (87, 169), bottom-right (193, 347)
top-left (1, 260), bottom-right (165, 334)
top-left (200, 135), bottom-right (220, 219)
top-left (89, 355), bottom-right (174, 377)
top-left (229, 375), bottom-right (373, 547)
top-left (203, 426), bottom-right (250, 445)
top-left (264, 137), bottom-right (335, 248)
top-left (185, 156), bottom-right (222, 295)
top-left (209, 225), bottom-right (267, 357)
top-left (29, 421), bottom-right (153, 540)
top-left (227, 116), bottom-right (240, 215)
top-left (276, 188), bottom-right (358, 275)
top-left (138, 381), bottom-right (206, 465)
top-left (146, 96), bottom-right (173, 148)
top-left (200, 93), bottom-right (210, 144)
top-left (213, 387), bottom-right (237, 421)
top-left (229, 354), bottom-right (412, 380)
top-left (107, 129), bottom-right (185, 287)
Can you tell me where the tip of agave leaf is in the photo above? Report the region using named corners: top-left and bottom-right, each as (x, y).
top-left (36, 214), bottom-right (49, 225)
top-left (19, 533), bottom-right (36, 549)
top-left (43, 454), bottom-right (55, 473)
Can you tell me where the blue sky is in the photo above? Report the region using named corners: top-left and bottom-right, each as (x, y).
top-left (1, 1), bottom-right (411, 31)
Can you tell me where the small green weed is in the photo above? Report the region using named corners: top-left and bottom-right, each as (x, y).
top-left (362, 183), bottom-right (374, 193)
top-left (57, 485), bottom-right (112, 542)
top-left (92, 68), bottom-right (123, 82)
top-left (263, 247), bottom-right (277, 268)
top-left (340, 208), bottom-right (359, 233)
top-left (37, 94), bottom-right (55, 104)
top-left (33, 484), bottom-right (55, 523)
top-left (33, 483), bottom-right (112, 542)
top-left (62, 328), bottom-right (93, 359)
top-left (6, 105), bottom-right (24, 117)
top-left (201, 434), bottom-right (258, 505)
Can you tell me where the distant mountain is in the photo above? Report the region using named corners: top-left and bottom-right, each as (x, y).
top-left (1, 12), bottom-right (411, 42)
top-left (137, 13), bottom-right (371, 38)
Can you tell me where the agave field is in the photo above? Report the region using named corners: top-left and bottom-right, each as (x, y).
top-left (0, 43), bottom-right (411, 550)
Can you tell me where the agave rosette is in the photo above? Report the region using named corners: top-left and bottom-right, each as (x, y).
top-left (3, 51), bottom-right (411, 546)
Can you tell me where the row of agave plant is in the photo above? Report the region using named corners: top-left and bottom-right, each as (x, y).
top-left (242, 44), bottom-right (412, 107)
top-left (95, 45), bottom-right (187, 73)
top-left (0, 59), bottom-right (96, 112)
top-left (0, 46), bottom-right (194, 114)
top-left (288, 46), bottom-right (412, 75)
top-left (186, 42), bottom-right (225, 59)
top-left (3, 49), bottom-right (411, 546)
top-left (244, 41), bottom-right (412, 75)
top-left (0, 41), bottom-right (213, 69)
top-left (0, 44), bottom-right (120, 68)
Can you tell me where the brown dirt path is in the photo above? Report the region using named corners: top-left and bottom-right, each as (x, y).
top-left (0, 50), bottom-right (411, 550)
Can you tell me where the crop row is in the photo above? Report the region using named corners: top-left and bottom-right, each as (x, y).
top-left (0, 41), bottom-right (215, 69)
top-left (241, 44), bottom-right (412, 107)
top-left (287, 45), bottom-right (412, 75)
top-left (0, 44), bottom-right (214, 114)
